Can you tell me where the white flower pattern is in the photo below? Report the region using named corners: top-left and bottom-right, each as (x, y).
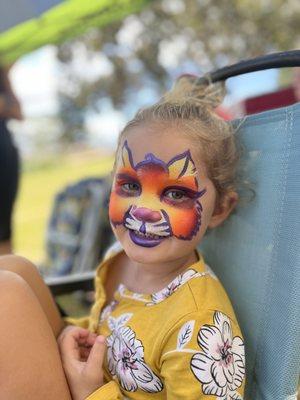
top-left (106, 314), bottom-right (164, 393)
top-left (99, 300), bottom-right (119, 323)
top-left (190, 311), bottom-right (245, 399)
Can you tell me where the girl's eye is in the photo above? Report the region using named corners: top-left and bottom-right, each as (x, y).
top-left (164, 190), bottom-right (188, 201)
top-left (121, 182), bottom-right (141, 195)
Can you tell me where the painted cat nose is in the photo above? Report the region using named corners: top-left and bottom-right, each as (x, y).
top-left (132, 207), bottom-right (161, 223)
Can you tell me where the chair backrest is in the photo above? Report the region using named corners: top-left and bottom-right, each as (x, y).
top-left (200, 102), bottom-right (300, 400)
top-left (43, 177), bottom-right (113, 276)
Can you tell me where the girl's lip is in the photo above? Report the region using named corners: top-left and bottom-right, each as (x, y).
top-left (129, 230), bottom-right (163, 248)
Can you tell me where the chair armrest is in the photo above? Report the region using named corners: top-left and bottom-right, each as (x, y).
top-left (45, 271), bottom-right (95, 296)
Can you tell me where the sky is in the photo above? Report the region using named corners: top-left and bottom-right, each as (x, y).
top-left (9, 45), bottom-right (280, 154)
top-left (226, 68), bottom-right (279, 104)
top-left (11, 46), bottom-right (59, 117)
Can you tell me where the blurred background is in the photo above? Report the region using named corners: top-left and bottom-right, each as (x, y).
top-left (0, 0), bottom-right (299, 266)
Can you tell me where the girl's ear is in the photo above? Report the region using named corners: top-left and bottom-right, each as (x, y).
top-left (208, 191), bottom-right (238, 229)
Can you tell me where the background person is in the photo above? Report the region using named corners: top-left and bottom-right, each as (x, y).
top-left (0, 65), bottom-right (23, 255)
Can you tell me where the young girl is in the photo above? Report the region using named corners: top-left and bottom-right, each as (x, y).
top-left (0, 76), bottom-right (246, 400)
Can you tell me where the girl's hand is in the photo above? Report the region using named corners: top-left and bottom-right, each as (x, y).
top-left (58, 326), bottom-right (106, 400)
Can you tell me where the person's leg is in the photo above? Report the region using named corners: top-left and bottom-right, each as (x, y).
top-left (0, 240), bottom-right (12, 255)
top-left (0, 270), bottom-right (72, 400)
top-left (0, 255), bottom-right (65, 338)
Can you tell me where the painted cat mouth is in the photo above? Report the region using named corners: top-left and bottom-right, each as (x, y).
top-left (128, 229), bottom-right (167, 248)
top-left (132, 230), bottom-right (161, 240)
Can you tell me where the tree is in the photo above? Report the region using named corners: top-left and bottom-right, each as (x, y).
top-left (57, 0), bottom-right (300, 142)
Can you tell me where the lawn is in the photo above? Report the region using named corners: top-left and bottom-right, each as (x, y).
top-left (14, 150), bottom-right (113, 264)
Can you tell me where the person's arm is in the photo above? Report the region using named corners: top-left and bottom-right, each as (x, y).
top-left (159, 309), bottom-right (246, 399)
top-left (0, 66), bottom-right (23, 120)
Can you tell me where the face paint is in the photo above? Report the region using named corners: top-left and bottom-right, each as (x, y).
top-left (109, 140), bottom-right (206, 247)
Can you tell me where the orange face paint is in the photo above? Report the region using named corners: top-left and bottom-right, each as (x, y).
top-left (109, 141), bottom-right (206, 247)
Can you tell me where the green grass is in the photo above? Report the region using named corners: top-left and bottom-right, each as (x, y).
top-left (14, 151), bottom-right (113, 263)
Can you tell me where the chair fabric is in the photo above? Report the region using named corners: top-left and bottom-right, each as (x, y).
top-left (200, 102), bottom-right (300, 400)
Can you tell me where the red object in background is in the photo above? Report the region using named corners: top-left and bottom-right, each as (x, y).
top-left (215, 106), bottom-right (233, 120)
top-left (243, 86), bottom-right (297, 115)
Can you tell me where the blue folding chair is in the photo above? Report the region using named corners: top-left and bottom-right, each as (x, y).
top-left (200, 51), bottom-right (300, 400)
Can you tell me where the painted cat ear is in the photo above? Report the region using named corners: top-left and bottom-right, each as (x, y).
top-left (121, 140), bottom-right (134, 168)
top-left (168, 151), bottom-right (197, 179)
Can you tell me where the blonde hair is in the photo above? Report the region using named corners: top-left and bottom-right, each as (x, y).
top-left (116, 74), bottom-right (240, 206)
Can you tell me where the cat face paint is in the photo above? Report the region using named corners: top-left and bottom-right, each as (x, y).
top-left (109, 140), bottom-right (206, 248)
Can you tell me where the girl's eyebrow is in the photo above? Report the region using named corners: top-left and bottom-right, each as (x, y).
top-left (165, 176), bottom-right (199, 189)
top-left (115, 172), bottom-right (138, 181)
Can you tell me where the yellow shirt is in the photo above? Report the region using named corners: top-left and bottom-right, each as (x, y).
top-left (68, 242), bottom-right (246, 400)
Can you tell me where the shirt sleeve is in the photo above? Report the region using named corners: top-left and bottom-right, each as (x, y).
top-left (85, 381), bottom-right (123, 400)
top-left (159, 309), bottom-right (246, 399)
top-left (63, 315), bottom-right (90, 329)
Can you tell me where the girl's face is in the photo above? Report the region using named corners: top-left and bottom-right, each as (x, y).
top-left (109, 124), bottom-right (218, 265)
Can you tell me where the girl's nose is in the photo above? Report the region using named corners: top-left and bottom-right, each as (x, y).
top-left (132, 207), bottom-right (161, 223)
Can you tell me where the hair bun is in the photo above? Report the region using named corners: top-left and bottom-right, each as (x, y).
top-left (162, 73), bottom-right (225, 110)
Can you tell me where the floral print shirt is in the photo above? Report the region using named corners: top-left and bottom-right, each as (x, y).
top-left (68, 242), bottom-right (246, 400)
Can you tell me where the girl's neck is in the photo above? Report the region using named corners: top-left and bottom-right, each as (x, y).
top-left (124, 251), bottom-right (198, 295)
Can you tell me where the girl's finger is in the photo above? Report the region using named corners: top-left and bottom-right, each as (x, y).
top-left (60, 328), bottom-right (91, 360)
top-left (78, 332), bottom-right (97, 347)
top-left (86, 336), bottom-right (106, 376)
